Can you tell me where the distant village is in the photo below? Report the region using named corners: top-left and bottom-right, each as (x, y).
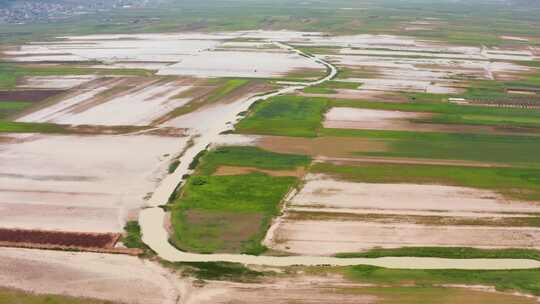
top-left (0, 0), bottom-right (151, 24)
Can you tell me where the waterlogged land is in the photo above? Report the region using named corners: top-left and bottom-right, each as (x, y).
top-left (1, 6), bottom-right (540, 302)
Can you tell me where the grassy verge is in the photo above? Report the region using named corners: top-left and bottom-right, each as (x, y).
top-left (320, 129), bottom-right (540, 167)
top-left (121, 221), bottom-right (154, 257)
top-left (336, 247), bottom-right (540, 260)
top-left (311, 162), bottom-right (540, 201)
top-left (344, 265), bottom-right (540, 297)
top-left (236, 95), bottom-right (329, 137)
top-left (160, 261), bottom-right (264, 282)
top-left (0, 101), bottom-right (33, 118)
top-left (170, 147), bottom-right (309, 254)
top-left (289, 211), bottom-right (540, 228)
top-left (0, 120), bottom-right (69, 133)
top-left (334, 286), bottom-right (536, 304)
top-left (0, 288), bottom-right (114, 304)
top-left (303, 81), bottom-right (360, 94)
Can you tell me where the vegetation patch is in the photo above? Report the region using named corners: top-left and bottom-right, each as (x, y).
top-left (0, 288), bottom-right (115, 304)
top-left (160, 261), bottom-right (264, 282)
top-left (196, 146), bottom-right (310, 175)
top-left (345, 265), bottom-right (540, 296)
top-left (170, 147), bottom-right (307, 254)
top-left (303, 81), bottom-right (359, 94)
top-left (0, 120), bottom-right (69, 133)
top-left (236, 95), bottom-right (329, 137)
top-left (320, 129), bottom-right (540, 167)
top-left (336, 247), bottom-right (540, 260)
top-left (0, 101), bottom-right (33, 119)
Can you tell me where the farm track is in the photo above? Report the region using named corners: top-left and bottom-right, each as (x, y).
top-left (139, 42), bottom-right (540, 270)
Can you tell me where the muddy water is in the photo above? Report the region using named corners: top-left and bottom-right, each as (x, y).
top-left (138, 43), bottom-right (540, 269)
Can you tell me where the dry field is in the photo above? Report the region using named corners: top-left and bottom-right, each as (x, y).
top-left (0, 247), bottom-right (180, 304)
top-left (17, 77), bottom-right (195, 126)
top-left (323, 107), bottom-right (533, 135)
top-left (265, 174), bottom-right (540, 256)
top-left (0, 133), bottom-right (188, 233)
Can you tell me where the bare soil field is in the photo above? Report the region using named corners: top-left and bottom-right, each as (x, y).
top-left (256, 135), bottom-right (387, 158)
top-left (214, 165), bottom-right (305, 177)
top-left (184, 273), bottom-right (537, 304)
top-left (269, 221), bottom-right (540, 255)
top-left (0, 228), bottom-right (119, 249)
top-left (0, 133), bottom-right (188, 233)
top-left (265, 174), bottom-right (540, 256)
top-left (324, 107), bottom-right (429, 129)
top-left (0, 247), bottom-right (180, 304)
top-left (18, 75), bottom-right (97, 89)
top-left (291, 174), bottom-right (540, 215)
top-left (18, 77), bottom-right (195, 126)
top-left (323, 107), bottom-right (537, 135)
top-left (300, 89), bottom-right (409, 102)
top-left (0, 89), bottom-right (64, 102)
top-left (158, 50), bottom-right (323, 78)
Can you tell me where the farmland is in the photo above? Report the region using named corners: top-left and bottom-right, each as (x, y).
top-left (169, 146), bottom-right (308, 254)
top-left (1, 0), bottom-right (540, 302)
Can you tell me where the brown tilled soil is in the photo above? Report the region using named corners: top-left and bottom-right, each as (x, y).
top-left (0, 228), bottom-right (120, 249)
top-left (182, 210), bottom-right (263, 252)
top-left (284, 67), bottom-right (327, 80)
top-left (213, 165), bottom-right (305, 177)
top-left (300, 89), bottom-right (409, 102)
top-left (257, 135), bottom-right (387, 158)
top-left (0, 90), bottom-right (65, 102)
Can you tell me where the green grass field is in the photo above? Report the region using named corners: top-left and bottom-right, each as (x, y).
top-left (338, 286), bottom-right (536, 304)
top-left (0, 288), bottom-right (114, 304)
top-left (0, 101), bottom-right (33, 118)
top-left (303, 81), bottom-right (360, 94)
top-left (311, 162), bottom-right (540, 201)
top-left (0, 120), bottom-right (69, 133)
top-left (336, 247), bottom-right (540, 261)
top-left (170, 146), bottom-right (308, 254)
top-left (321, 129), bottom-right (540, 167)
top-left (344, 265), bottom-right (540, 297)
top-left (236, 95), bottom-right (329, 137)
top-left (196, 146), bottom-right (310, 175)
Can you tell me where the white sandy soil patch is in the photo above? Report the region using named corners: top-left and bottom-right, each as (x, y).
top-left (5, 35), bottom-right (221, 63)
top-left (18, 75), bottom-right (97, 89)
top-left (324, 107), bottom-right (429, 130)
top-left (182, 276), bottom-right (378, 304)
top-left (17, 81), bottom-right (114, 123)
top-left (0, 247), bottom-right (180, 304)
top-left (0, 133), bottom-right (187, 232)
top-left (290, 174), bottom-right (540, 214)
top-left (18, 79), bottom-right (193, 126)
top-left (269, 221), bottom-right (540, 255)
top-left (158, 50), bottom-right (323, 78)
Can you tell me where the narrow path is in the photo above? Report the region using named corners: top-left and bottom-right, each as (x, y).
top-left (139, 43), bottom-right (540, 270)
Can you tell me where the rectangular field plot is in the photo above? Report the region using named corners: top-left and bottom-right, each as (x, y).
top-left (0, 228), bottom-right (120, 249)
